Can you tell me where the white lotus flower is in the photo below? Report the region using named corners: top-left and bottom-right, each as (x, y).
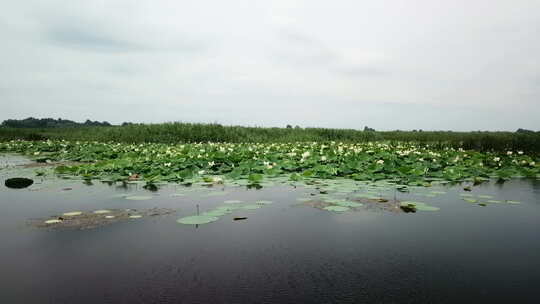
top-left (376, 159), bottom-right (384, 165)
top-left (493, 157), bottom-right (500, 162)
top-left (507, 151), bottom-right (513, 155)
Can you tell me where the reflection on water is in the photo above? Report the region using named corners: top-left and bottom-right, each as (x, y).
top-left (0, 162), bottom-right (539, 303)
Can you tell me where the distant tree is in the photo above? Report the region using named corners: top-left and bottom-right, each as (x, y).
top-left (516, 128), bottom-right (534, 133)
top-left (363, 126), bottom-right (375, 132)
top-left (294, 125), bottom-right (301, 129)
top-left (1, 117), bottom-right (111, 128)
top-left (286, 124), bottom-right (292, 129)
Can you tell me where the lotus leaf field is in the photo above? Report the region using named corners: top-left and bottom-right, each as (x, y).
top-left (1, 140), bottom-right (538, 186)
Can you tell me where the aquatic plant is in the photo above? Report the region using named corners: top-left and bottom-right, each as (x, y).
top-left (177, 215), bottom-right (219, 225)
top-left (0, 140), bottom-right (538, 186)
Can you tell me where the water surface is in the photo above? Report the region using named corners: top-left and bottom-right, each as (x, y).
top-left (1, 155), bottom-right (539, 303)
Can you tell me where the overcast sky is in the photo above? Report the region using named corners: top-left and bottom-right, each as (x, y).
top-left (1, 0), bottom-right (539, 131)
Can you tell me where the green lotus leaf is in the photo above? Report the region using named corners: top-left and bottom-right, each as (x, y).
top-left (125, 195), bottom-right (152, 201)
top-left (177, 215), bottom-right (219, 225)
top-left (93, 209), bottom-right (111, 214)
top-left (240, 204), bottom-right (263, 210)
top-left (323, 206), bottom-right (350, 212)
top-left (63, 211), bottom-right (82, 216)
top-left (335, 201), bottom-right (363, 207)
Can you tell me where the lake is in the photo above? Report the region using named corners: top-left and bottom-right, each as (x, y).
top-left (1, 154), bottom-right (539, 303)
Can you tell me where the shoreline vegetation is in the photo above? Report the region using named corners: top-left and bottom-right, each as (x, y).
top-left (0, 121), bottom-right (539, 152)
top-left (1, 119), bottom-right (538, 185)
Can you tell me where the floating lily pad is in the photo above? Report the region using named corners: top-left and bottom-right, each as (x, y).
top-left (240, 204), bottom-right (263, 210)
top-left (323, 206), bottom-right (350, 212)
top-left (486, 200), bottom-right (502, 203)
top-left (415, 205), bottom-right (440, 211)
top-left (430, 191), bottom-right (446, 194)
top-left (93, 209), bottom-right (111, 214)
top-left (44, 219), bottom-right (62, 224)
top-left (256, 200), bottom-right (273, 205)
top-left (460, 193), bottom-right (474, 197)
top-left (105, 215), bottom-right (115, 219)
top-left (335, 201), bottom-right (363, 207)
top-left (177, 215), bottom-right (219, 225)
top-left (63, 211), bottom-right (82, 216)
top-left (463, 198), bottom-right (478, 203)
top-left (202, 191), bottom-right (229, 197)
top-left (478, 195), bottom-right (493, 199)
top-left (506, 200), bottom-right (521, 204)
top-left (201, 209), bottom-right (231, 217)
top-left (129, 215), bottom-right (142, 219)
top-left (125, 195), bottom-right (152, 201)
top-left (224, 200), bottom-right (243, 204)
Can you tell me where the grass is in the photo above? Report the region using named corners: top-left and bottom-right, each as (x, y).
top-left (1, 122), bottom-right (539, 152)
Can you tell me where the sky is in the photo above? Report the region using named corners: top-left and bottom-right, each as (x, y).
top-left (1, 0), bottom-right (539, 131)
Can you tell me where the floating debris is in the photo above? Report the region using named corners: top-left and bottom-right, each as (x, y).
top-left (233, 217), bottom-right (247, 221)
top-left (400, 201), bottom-right (440, 212)
top-left (5, 177), bottom-right (34, 189)
top-left (400, 203), bottom-right (416, 213)
top-left (29, 208), bottom-right (175, 230)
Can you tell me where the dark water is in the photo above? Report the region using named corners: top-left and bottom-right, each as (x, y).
top-left (1, 157), bottom-right (539, 303)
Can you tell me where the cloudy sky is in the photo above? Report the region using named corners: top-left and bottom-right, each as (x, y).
top-left (1, 0), bottom-right (539, 131)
